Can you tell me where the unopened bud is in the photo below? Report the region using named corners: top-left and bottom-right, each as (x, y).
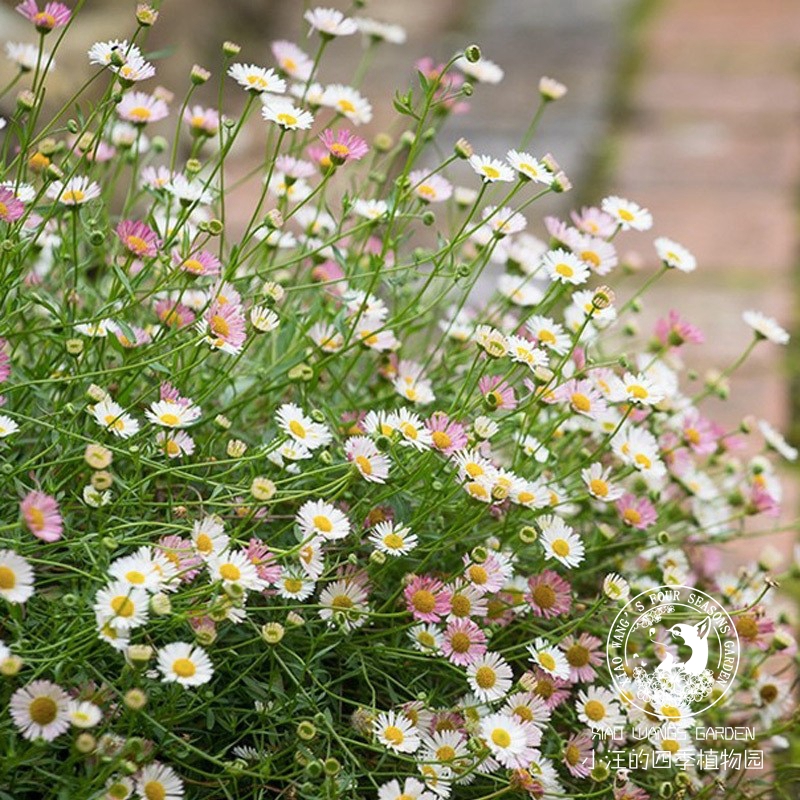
top-left (261, 622), bottom-right (285, 644)
top-left (251, 477), bottom-right (276, 501)
top-left (190, 64), bottom-right (211, 85)
top-left (454, 137), bottom-right (473, 159)
top-left (222, 41), bottom-right (241, 58)
top-left (135, 3), bottom-right (159, 26)
top-left (464, 44), bottom-right (481, 63)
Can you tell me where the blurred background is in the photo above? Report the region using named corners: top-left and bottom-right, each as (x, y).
top-left (1, 0), bottom-right (797, 562)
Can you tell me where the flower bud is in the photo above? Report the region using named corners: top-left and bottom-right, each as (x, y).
top-left (286, 611), bottom-right (304, 627)
top-left (297, 721), bottom-right (317, 741)
top-left (124, 688), bottom-right (148, 710)
top-left (190, 64), bottom-right (211, 85)
top-left (222, 41), bottom-right (241, 57)
top-left (75, 733), bottom-right (96, 753)
top-left (150, 593), bottom-right (171, 616)
top-left (251, 477), bottom-right (276, 501)
top-left (261, 622), bottom-right (285, 644)
top-left (17, 89), bottom-right (36, 112)
top-left (374, 132), bottom-right (393, 152)
top-left (454, 137), bottom-right (473, 159)
top-left (464, 44), bottom-right (481, 63)
top-left (592, 286), bottom-right (615, 310)
top-left (91, 470), bottom-right (113, 491)
top-left (214, 414), bottom-right (231, 430)
top-left (519, 526), bottom-right (538, 543)
top-left (126, 644), bottom-right (153, 668)
top-left (323, 758), bottom-right (340, 777)
top-left (539, 76), bottom-right (567, 101)
top-left (66, 338), bottom-right (84, 356)
top-left (0, 655), bottom-right (23, 676)
top-left (135, 3), bottom-right (159, 26)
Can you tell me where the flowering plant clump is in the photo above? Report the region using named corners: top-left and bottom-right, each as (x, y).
top-left (0, 4), bottom-right (798, 800)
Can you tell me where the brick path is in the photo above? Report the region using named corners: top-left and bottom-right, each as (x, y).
top-left (610, 0), bottom-right (800, 565)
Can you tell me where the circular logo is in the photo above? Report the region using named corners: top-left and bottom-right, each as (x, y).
top-left (607, 585), bottom-right (739, 718)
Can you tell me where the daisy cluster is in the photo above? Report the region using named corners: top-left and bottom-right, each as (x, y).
top-left (0, 3), bottom-right (797, 800)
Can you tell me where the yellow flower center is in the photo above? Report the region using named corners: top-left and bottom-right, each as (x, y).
top-left (182, 258), bottom-right (204, 274)
top-left (491, 728), bottom-right (511, 748)
top-left (468, 565), bottom-right (488, 585)
top-left (34, 11), bottom-right (57, 27)
top-left (110, 595), bottom-right (135, 617)
top-left (382, 532), bottom-right (405, 550)
top-left (436, 744), bottom-right (456, 761)
top-left (482, 166), bottom-right (500, 179)
top-left (584, 700), bottom-right (605, 721)
top-left (289, 419), bottom-right (306, 438)
top-left (449, 632), bottom-right (472, 653)
top-left (195, 533), bottom-right (213, 553)
top-left (417, 184), bottom-right (436, 200)
top-left (532, 584), bottom-right (556, 609)
top-left (330, 143), bottom-right (350, 157)
top-left (27, 507), bottom-right (45, 531)
top-left (331, 594), bottom-right (354, 610)
top-left (450, 594), bottom-right (471, 617)
top-left (551, 538), bottom-right (571, 558)
top-left (172, 657), bottom-right (196, 678)
top-left (555, 262), bottom-right (574, 278)
top-left (277, 112), bottom-right (298, 127)
top-left (128, 106), bottom-right (152, 122)
top-left (284, 577), bottom-right (304, 593)
top-left (661, 738), bottom-right (680, 754)
top-left (538, 329), bottom-right (556, 345)
top-left (0, 566), bottom-right (16, 589)
top-left (219, 563), bottom-right (241, 581)
top-left (760, 684), bottom-right (778, 704)
top-left (634, 453), bottom-right (652, 469)
top-left (474, 666), bottom-right (497, 689)
top-left (623, 508), bottom-right (642, 525)
top-left (465, 462), bottom-right (484, 478)
top-left (159, 412), bottom-right (181, 426)
top-left (125, 570), bottom-right (146, 584)
top-left (337, 99), bottom-right (356, 114)
top-left (567, 643), bottom-right (590, 667)
top-left (313, 515), bottom-right (333, 533)
top-left (400, 422), bottom-right (418, 440)
top-left (29, 696), bottom-right (58, 725)
top-left (565, 743), bottom-right (581, 765)
top-left (144, 781), bottom-right (166, 800)
top-left (626, 384), bottom-right (648, 399)
top-left (62, 189), bottom-right (85, 204)
top-left (660, 704), bottom-right (681, 721)
top-left (383, 725), bottom-right (404, 746)
top-left (432, 430), bottom-right (452, 449)
top-left (589, 478), bottom-right (608, 497)
top-left (514, 704), bottom-right (533, 722)
top-left (618, 208), bottom-right (635, 222)
top-left (571, 393), bottom-right (591, 413)
top-left (210, 314), bottom-right (230, 338)
top-left (538, 652), bottom-right (557, 671)
top-left (125, 234), bottom-right (150, 255)
top-left (581, 250), bottom-right (601, 267)
top-left (246, 74), bottom-right (267, 89)
top-left (735, 614), bottom-right (759, 640)
top-left (411, 589), bottom-right (436, 613)
top-left (166, 439), bottom-right (180, 456)
top-left (355, 455), bottom-right (373, 475)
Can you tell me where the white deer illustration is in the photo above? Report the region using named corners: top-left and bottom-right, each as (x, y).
top-left (665, 617), bottom-right (711, 675)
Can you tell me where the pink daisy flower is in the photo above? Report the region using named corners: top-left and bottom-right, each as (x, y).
top-left (554, 378), bottom-right (607, 419)
top-left (20, 490), bottom-right (63, 543)
top-left (654, 309), bottom-right (704, 348)
top-left (172, 248), bottom-right (221, 277)
top-left (478, 375), bottom-right (517, 411)
top-left (183, 105), bottom-right (220, 137)
top-left (614, 782), bottom-right (650, 800)
top-left (616, 493), bottom-right (657, 530)
top-left (245, 538), bottom-right (281, 585)
top-left (570, 206), bottom-right (616, 238)
top-left (678, 410), bottom-right (720, 456)
top-left (319, 128), bottom-right (368, 165)
top-left (0, 187), bottom-right (25, 223)
top-left (158, 535), bottom-right (202, 582)
top-left (189, 615), bottom-right (217, 639)
top-left (426, 412), bottom-right (468, 456)
top-left (117, 91), bottom-right (169, 125)
top-left (116, 219), bottom-right (160, 258)
top-left (198, 301), bottom-right (247, 355)
top-left (404, 575), bottom-right (449, 623)
top-left (445, 582), bottom-right (488, 620)
top-left (462, 552), bottom-right (508, 594)
top-left (115, 325), bottom-right (151, 349)
top-left (16, 0), bottom-right (70, 32)
top-left (525, 570), bottom-right (572, 619)
top-left (525, 667), bottom-right (572, 710)
top-left (442, 618), bottom-right (487, 666)
top-left (156, 430), bottom-right (195, 459)
top-left (563, 731), bottom-right (594, 778)
top-left (155, 298), bottom-right (196, 328)
top-left (560, 633), bottom-right (603, 682)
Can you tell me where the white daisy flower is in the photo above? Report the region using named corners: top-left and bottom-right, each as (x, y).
top-left (758, 419), bottom-right (797, 462)
top-left (93, 581), bottom-right (149, 630)
top-left (207, 550), bottom-right (265, 591)
top-left (318, 578), bottom-right (369, 631)
top-left (369, 521), bottom-right (418, 556)
top-left (581, 463), bottom-right (624, 501)
top-left (304, 7), bottom-right (358, 37)
top-left (262, 101), bottom-right (314, 130)
top-left (135, 761), bottom-right (185, 800)
top-left (228, 63), bottom-right (287, 94)
top-left (539, 516), bottom-right (585, 567)
top-left (480, 712), bottom-right (536, 768)
top-left (506, 150), bottom-right (553, 184)
top-left (408, 623), bottom-right (444, 655)
top-left (603, 572), bottom-right (630, 601)
top-left (250, 306), bottom-right (279, 333)
top-left (354, 17), bottom-right (407, 44)
top-left (576, 687), bottom-right (625, 731)
top-left (92, 398), bottom-right (140, 439)
top-left (468, 154), bottom-right (515, 183)
top-left (541, 248), bottom-right (590, 285)
top-left (145, 399), bottom-right (201, 428)
top-left (68, 700), bottom-right (102, 728)
top-left (7, 41), bottom-right (54, 72)
top-left (457, 55), bottom-right (504, 84)
top-left (654, 236), bottom-right (696, 272)
top-left (9, 680), bottom-right (70, 741)
top-left (277, 403), bottom-right (332, 450)
top-left (46, 176), bottom-right (101, 206)
top-left (619, 372), bottom-right (666, 406)
top-left (527, 637), bottom-right (571, 680)
top-left (526, 315), bottom-right (570, 355)
top-left (0, 415), bottom-right (19, 438)
top-left (743, 310), bottom-right (790, 345)
top-left (156, 642), bottom-right (214, 688)
top-left (297, 536), bottom-right (325, 579)
top-left (276, 569), bottom-right (316, 600)
top-left (353, 198), bottom-right (389, 221)
top-left (377, 777), bottom-right (435, 800)
top-left (191, 515), bottom-right (229, 558)
top-left (321, 84), bottom-right (372, 124)
top-left (296, 499), bottom-right (351, 540)
top-left (601, 195), bottom-right (653, 231)
top-left (466, 651), bottom-right (513, 702)
top-left (374, 710), bottom-right (420, 754)
top-left (345, 436), bottom-right (390, 483)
